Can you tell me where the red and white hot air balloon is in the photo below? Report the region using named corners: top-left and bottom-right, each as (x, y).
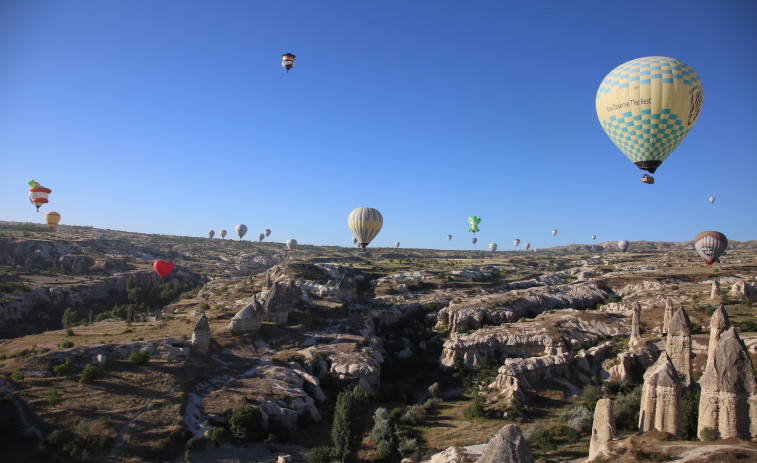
top-left (28, 180), bottom-right (51, 212)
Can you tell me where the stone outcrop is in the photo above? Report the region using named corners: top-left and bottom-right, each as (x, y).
top-left (589, 398), bottom-right (615, 461)
top-left (638, 352), bottom-right (682, 437)
top-left (602, 346), bottom-right (657, 384)
top-left (477, 424), bottom-right (534, 463)
top-left (259, 279), bottom-right (302, 324)
top-left (191, 314), bottom-right (210, 355)
top-left (697, 327), bottom-right (757, 440)
top-left (666, 307), bottom-right (692, 388)
top-left (729, 280), bottom-right (746, 301)
top-left (629, 301), bottom-right (643, 348)
top-left (707, 305), bottom-right (729, 363)
top-left (228, 301), bottom-right (262, 334)
top-left (711, 280), bottom-right (720, 299)
top-left (662, 298), bottom-right (674, 335)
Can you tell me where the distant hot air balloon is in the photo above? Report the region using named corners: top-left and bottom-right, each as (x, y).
top-left (286, 238), bottom-right (297, 251)
top-left (235, 224), bottom-right (248, 240)
top-left (447, 234), bottom-right (452, 242)
top-left (352, 236), bottom-right (358, 246)
top-left (220, 229), bottom-right (227, 238)
top-left (394, 242), bottom-right (400, 248)
top-left (533, 248), bottom-right (537, 253)
top-left (348, 207), bottom-right (383, 249)
top-left (552, 230), bottom-right (558, 236)
top-left (524, 243), bottom-right (531, 250)
top-left (28, 180), bottom-right (51, 212)
top-left (513, 239), bottom-right (520, 247)
top-left (695, 231), bottom-right (728, 266)
top-left (709, 196), bottom-right (715, 204)
top-left (592, 235), bottom-right (597, 240)
top-left (489, 243), bottom-right (497, 252)
top-left (265, 229), bottom-right (271, 237)
top-left (153, 260), bottom-right (174, 280)
top-left (208, 230), bottom-right (215, 239)
top-left (468, 216), bottom-right (481, 234)
top-left (258, 233), bottom-right (265, 242)
top-left (596, 56), bottom-right (703, 184)
top-left (618, 240), bottom-right (630, 252)
top-left (471, 237), bottom-right (478, 245)
top-left (45, 211), bottom-right (61, 230)
top-left (282, 53), bottom-right (296, 72)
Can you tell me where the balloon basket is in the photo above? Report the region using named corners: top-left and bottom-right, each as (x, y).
top-left (641, 174), bottom-right (655, 184)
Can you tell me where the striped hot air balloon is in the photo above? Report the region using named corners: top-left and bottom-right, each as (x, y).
top-left (348, 207), bottom-right (383, 249)
top-left (28, 180), bottom-right (51, 212)
top-left (235, 224), bottom-right (248, 240)
top-left (45, 212), bottom-right (61, 230)
top-left (220, 230), bottom-right (227, 238)
top-left (471, 237), bottom-right (477, 245)
top-left (695, 231), bottom-right (727, 266)
top-left (282, 53), bottom-right (296, 72)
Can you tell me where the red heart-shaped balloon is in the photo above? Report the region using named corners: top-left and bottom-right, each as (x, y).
top-left (153, 260), bottom-right (174, 280)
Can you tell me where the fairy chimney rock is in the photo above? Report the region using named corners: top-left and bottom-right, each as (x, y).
top-left (697, 327), bottom-right (757, 440)
top-left (229, 301), bottom-right (263, 334)
top-left (630, 301), bottom-right (643, 348)
top-left (638, 352), bottom-right (682, 437)
top-left (707, 305), bottom-right (730, 364)
top-left (589, 398), bottom-right (615, 460)
top-left (662, 298), bottom-right (674, 335)
top-left (711, 280), bottom-right (720, 299)
top-left (477, 424), bottom-right (534, 463)
top-left (191, 314), bottom-right (210, 355)
top-left (666, 307), bottom-right (692, 388)
top-left (729, 281), bottom-right (746, 301)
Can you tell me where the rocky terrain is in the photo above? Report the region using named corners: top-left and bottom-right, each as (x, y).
top-left (1, 221), bottom-right (756, 463)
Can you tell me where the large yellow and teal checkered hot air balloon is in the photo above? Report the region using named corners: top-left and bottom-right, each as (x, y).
top-left (596, 57), bottom-right (703, 184)
top-left (348, 207), bottom-right (383, 249)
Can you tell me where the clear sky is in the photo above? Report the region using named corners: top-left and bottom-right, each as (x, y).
top-left (1, 1), bottom-right (755, 250)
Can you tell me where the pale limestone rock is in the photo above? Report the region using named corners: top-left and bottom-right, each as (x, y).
top-left (711, 280), bottom-right (720, 299)
top-left (666, 307), bottom-right (692, 388)
top-left (629, 301), bottom-right (643, 348)
top-left (697, 327), bottom-right (757, 440)
top-left (228, 302), bottom-right (262, 334)
top-left (477, 424), bottom-right (534, 463)
top-left (662, 298), bottom-right (674, 335)
top-left (638, 352), bottom-right (682, 437)
top-left (589, 398), bottom-right (615, 460)
top-left (191, 314), bottom-right (210, 355)
top-left (729, 281), bottom-right (746, 301)
top-left (707, 305), bottom-right (729, 364)
top-left (259, 279), bottom-right (301, 324)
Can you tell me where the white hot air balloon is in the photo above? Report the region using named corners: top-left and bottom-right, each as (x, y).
top-left (524, 243), bottom-right (531, 250)
top-left (709, 196), bottom-right (715, 204)
top-left (618, 240), bottom-right (630, 252)
top-left (286, 238), bottom-right (297, 251)
top-left (552, 229), bottom-right (558, 237)
top-left (489, 243), bottom-right (498, 252)
top-left (592, 234), bottom-right (597, 240)
top-left (258, 233), bottom-right (265, 242)
top-left (208, 230), bottom-right (215, 238)
top-left (235, 224), bottom-right (248, 240)
top-left (513, 239), bottom-right (520, 247)
top-left (394, 242), bottom-right (400, 248)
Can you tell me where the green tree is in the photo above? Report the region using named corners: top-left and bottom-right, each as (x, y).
top-left (79, 364), bottom-right (103, 384)
top-left (46, 388), bottom-right (62, 407)
top-left (464, 394), bottom-right (486, 418)
top-left (332, 386), bottom-right (371, 463)
top-left (88, 309), bottom-right (94, 325)
top-left (681, 389), bottom-right (700, 440)
top-left (61, 308), bottom-right (78, 329)
top-left (229, 404), bottom-right (262, 440)
top-left (582, 384), bottom-right (602, 410)
top-left (128, 350), bottom-right (150, 365)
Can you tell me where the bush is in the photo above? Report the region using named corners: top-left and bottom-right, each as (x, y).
top-left (529, 428), bottom-right (557, 452)
top-left (46, 388), bottom-right (62, 407)
top-left (699, 426), bottom-right (717, 442)
top-left (551, 424), bottom-right (579, 444)
top-left (428, 382), bottom-right (440, 398)
top-left (53, 359), bottom-right (73, 375)
top-left (186, 436), bottom-right (207, 451)
top-left (681, 389), bottom-right (700, 440)
top-left (61, 341), bottom-right (74, 348)
top-left (128, 350), bottom-right (150, 365)
top-left (613, 387), bottom-right (641, 431)
top-left (10, 370), bottom-right (24, 382)
top-left (565, 405), bottom-right (593, 433)
top-left (398, 437), bottom-right (418, 458)
top-left (464, 394), bottom-right (486, 419)
top-left (207, 427), bottom-right (228, 447)
top-left (377, 439), bottom-right (393, 459)
top-left (306, 445), bottom-right (334, 463)
top-left (79, 364), bottom-right (103, 384)
top-left (46, 428), bottom-right (67, 445)
top-left (400, 406), bottom-right (425, 425)
top-left (370, 416), bottom-right (392, 443)
top-left (61, 307), bottom-right (78, 329)
top-left (229, 405), bottom-right (262, 440)
top-left (582, 384), bottom-right (602, 410)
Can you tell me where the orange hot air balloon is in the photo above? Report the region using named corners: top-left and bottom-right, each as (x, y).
top-left (28, 180), bottom-right (51, 212)
top-left (153, 260), bottom-right (174, 280)
top-left (220, 230), bottom-right (228, 238)
top-left (45, 212), bottom-right (61, 230)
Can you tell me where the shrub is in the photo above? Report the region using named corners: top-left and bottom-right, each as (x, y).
top-left (377, 439), bottom-right (393, 459)
top-left (128, 350), bottom-right (150, 365)
top-left (529, 428), bottom-right (557, 452)
top-left (46, 428), bottom-right (67, 445)
top-left (207, 427), bottom-right (228, 447)
top-left (551, 424), bottom-right (579, 444)
top-left (10, 370), bottom-right (24, 382)
top-left (61, 341), bottom-right (74, 348)
top-left (681, 389), bottom-right (700, 440)
top-left (400, 406), bottom-right (425, 425)
top-left (464, 394), bottom-right (486, 419)
top-left (307, 446), bottom-right (334, 463)
top-left (428, 382), bottom-right (440, 398)
top-left (229, 405), bottom-right (262, 440)
top-left (79, 364), bottom-right (103, 384)
top-left (613, 387), bottom-right (641, 431)
top-left (699, 426), bottom-right (717, 442)
top-left (370, 416), bottom-right (392, 443)
top-left (46, 388), bottom-right (62, 407)
top-left (53, 359), bottom-right (73, 375)
top-left (565, 405), bottom-right (593, 433)
top-left (61, 308), bottom-right (78, 329)
top-left (398, 437), bottom-right (418, 458)
top-left (582, 384), bottom-right (602, 410)
top-left (187, 436), bottom-right (207, 451)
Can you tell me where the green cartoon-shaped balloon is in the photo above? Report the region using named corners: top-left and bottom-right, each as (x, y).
top-left (468, 216), bottom-right (481, 234)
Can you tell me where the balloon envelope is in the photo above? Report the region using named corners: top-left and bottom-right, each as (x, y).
top-left (153, 260), bottom-right (174, 280)
top-left (618, 240), bottom-right (629, 252)
top-left (286, 238), bottom-right (297, 251)
top-left (208, 230), bottom-right (215, 238)
top-left (220, 230), bottom-right (227, 238)
top-left (596, 56), bottom-right (703, 176)
top-left (471, 237), bottom-right (477, 244)
top-left (265, 229), bottom-right (271, 237)
top-left (513, 239), bottom-right (520, 247)
top-left (524, 243), bottom-right (531, 250)
top-left (394, 242), bottom-right (400, 248)
top-left (447, 234), bottom-right (452, 242)
top-left (709, 196), bottom-right (715, 204)
top-left (28, 180), bottom-right (51, 211)
top-left (552, 230), bottom-right (558, 236)
top-left (592, 235), bottom-right (597, 240)
top-left (468, 216), bottom-right (481, 233)
top-left (235, 224), bottom-right (248, 239)
top-left (282, 53), bottom-right (295, 72)
top-left (489, 243), bottom-right (497, 252)
top-left (45, 211), bottom-right (61, 229)
top-left (258, 233), bottom-right (265, 242)
top-left (348, 207), bottom-right (383, 249)
top-left (695, 231), bottom-right (727, 266)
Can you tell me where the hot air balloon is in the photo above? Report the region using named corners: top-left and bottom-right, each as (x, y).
top-left (265, 229), bottom-right (271, 237)
top-left (45, 212), bottom-right (61, 230)
top-left (592, 235), bottom-right (597, 240)
top-left (524, 243), bottom-right (531, 250)
top-left (552, 230), bottom-right (558, 237)
top-left (235, 224), bottom-right (248, 240)
top-left (471, 237), bottom-right (478, 245)
top-left (533, 248), bottom-right (538, 253)
top-left (153, 260), bottom-right (174, 280)
top-left (286, 238), bottom-right (297, 251)
top-left (220, 229), bottom-right (227, 238)
top-left (468, 216), bottom-right (481, 234)
top-left (28, 180), bottom-right (51, 212)
top-left (709, 196), bottom-right (715, 204)
top-left (489, 243), bottom-right (497, 252)
top-left (282, 53), bottom-right (296, 72)
top-left (393, 242), bottom-right (399, 248)
top-left (352, 237), bottom-right (358, 246)
top-left (258, 233), bottom-right (265, 242)
top-left (513, 239), bottom-right (520, 247)
top-left (447, 234), bottom-right (452, 242)
top-left (348, 207), bottom-right (383, 249)
top-left (695, 231), bottom-right (728, 266)
top-left (618, 240), bottom-right (630, 252)
top-left (208, 230), bottom-right (215, 238)
top-left (596, 56), bottom-right (703, 184)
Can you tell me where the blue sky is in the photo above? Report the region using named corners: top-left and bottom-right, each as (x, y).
top-left (1, 1), bottom-right (755, 250)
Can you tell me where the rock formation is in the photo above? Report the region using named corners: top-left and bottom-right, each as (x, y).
top-left (666, 307), bottom-right (692, 388)
top-left (662, 298), bottom-right (674, 335)
top-left (711, 279), bottom-right (720, 299)
top-left (629, 301), bottom-right (643, 348)
top-left (697, 327), bottom-right (757, 440)
top-left (228, 301), bottom-right (262, 334)
top-left (638, 352), bottom-right (682, 437)
top-left (259, 279), bottom-right (302, 324)
top-left (477, 424), bottom-right (534, 463)
top-left (191, 314), bottom-right (210, 355)
top-left (729, 280), bottom-right (746, 301)
top-left (589, 398), bottom-right (615, 460)
top-left (707, 305), bottom-right (729, 363)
